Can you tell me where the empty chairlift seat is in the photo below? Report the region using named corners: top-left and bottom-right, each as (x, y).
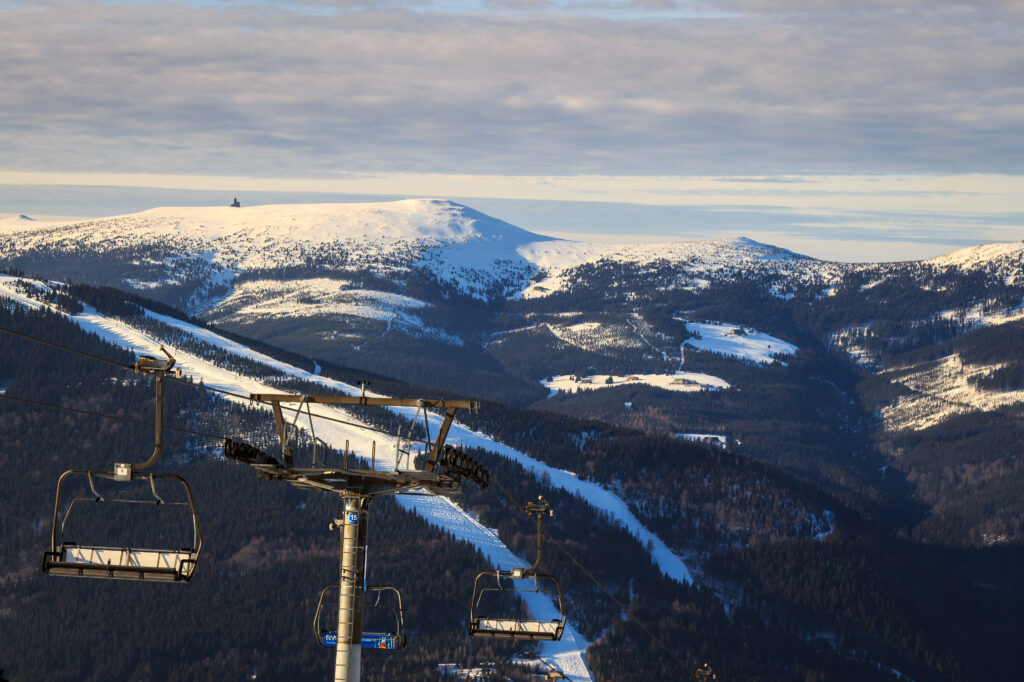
top-left (468, 497), bottom-right (567, 642)
top-left (41, 470), bottom-right (202, 582)
top-left (45, 545), bottom-right (198, 581)
top-left (468, 570), bottom-right (566, 642)
top-left (315, 585), bottom-right (407, 650)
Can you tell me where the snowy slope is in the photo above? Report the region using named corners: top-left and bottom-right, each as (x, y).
top-left (1, 200), bottom-right (553, 305)
top-left (880, 353), bottom-right (1024, 432)
top-left (0, 274), bottom-right (591, 680)
top-left (926, 241), bottom-right (1024, 271)
top-left (1, 273), bottom-right (735, 678)
top-left (683, 321), bottom-right (799, 365)
top-left (141, 301), bottom-right (695, 585)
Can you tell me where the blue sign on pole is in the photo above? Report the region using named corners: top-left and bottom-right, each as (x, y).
top-left (321, 631), bottom-right (400, 650)
top-left (347, 512), bottom-right (359, 525)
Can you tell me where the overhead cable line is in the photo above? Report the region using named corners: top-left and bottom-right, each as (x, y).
top-left (0, 393), bottom-right (226, 442)
top-left (165, 374), bottom-right (425, 444)
top-left (0, 324), bottom-right (430, 445)
top-left (0, 324), bottom-right (134, 371)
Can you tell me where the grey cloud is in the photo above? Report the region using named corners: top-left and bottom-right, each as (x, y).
top-left (0, 0), bottom-right (1021, 176)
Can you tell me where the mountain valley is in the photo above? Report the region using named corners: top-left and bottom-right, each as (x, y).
top-left (2, 200), bottom-right (1024, 680)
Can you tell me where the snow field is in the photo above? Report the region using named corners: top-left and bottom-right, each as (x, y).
top-left (545, 321), bottom-right (646, 352)
top-left (544, 372), bottom-right (729, 397)
top-left (926, 241), bottom-right (1024, 270)
top-left (682, 321), bottom-right (798, 365)
top-left (880, 353), bottom-right (1024, 432)
top-left (937, 302), bottom-right (1024, 329)
top-left (677, 433), bottom-right (728, 447)
top-left (204, 277), bottom-right (462, 347)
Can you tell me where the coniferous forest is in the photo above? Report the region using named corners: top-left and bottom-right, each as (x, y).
top-left (2, 285), bottom-right (1024, 681)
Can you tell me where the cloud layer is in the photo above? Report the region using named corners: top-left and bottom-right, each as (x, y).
top-left (1, 0), bottom-right (1022, 178)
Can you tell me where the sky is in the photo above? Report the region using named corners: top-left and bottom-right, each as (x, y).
top-left (1, 0), bottom-right (1023, 262)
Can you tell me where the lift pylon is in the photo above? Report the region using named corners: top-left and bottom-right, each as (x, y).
top-left (225, 393), bottom-right (488, 682)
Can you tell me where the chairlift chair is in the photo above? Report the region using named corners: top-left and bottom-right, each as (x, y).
top-left (468, 497), bottom-right (567, 641)
top-left (315, 584), bottom-right (407, 650)
top-left (40, 349), bottom-right (203, 582)
top-left (469, 569), bottom-right (566, 641)
top-left (41, 470), bottom-right (202, 582)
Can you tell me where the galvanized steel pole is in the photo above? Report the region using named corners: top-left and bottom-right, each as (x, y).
top-left (334, 497), bottom-right (369, 682)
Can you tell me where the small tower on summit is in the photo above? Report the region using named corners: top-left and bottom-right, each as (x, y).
top-left (230, 198), bottom-right (241, 207)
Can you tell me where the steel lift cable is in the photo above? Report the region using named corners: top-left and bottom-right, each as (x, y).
top-left (0, 324), bottom-right (433, 445)
top-left (0, 324), bottom-right (136, 371)
top-left (0, 393), bottom-right (226, 442)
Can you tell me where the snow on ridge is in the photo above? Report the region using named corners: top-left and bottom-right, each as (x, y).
top-left (515, 235), bottom-right (824, 299)
top-left (926, 241), bottom-right (1024, 270)
top-left (130, 199), bottom-right (520, 243)
top-left (12, 199), bottom-right (546, 251)
top-left (414, 205), bottom-right (557, 300)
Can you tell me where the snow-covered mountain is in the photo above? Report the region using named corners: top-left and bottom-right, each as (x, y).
top-left (1, 200), bottom-right (558, 304)
top-left (3, 199), bottom-right (1023, 405)
top-left (3, 202), bottom-right (1024, 679)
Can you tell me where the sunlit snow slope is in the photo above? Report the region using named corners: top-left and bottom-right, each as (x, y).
top-left (1, 273), bottom-right (721, 679)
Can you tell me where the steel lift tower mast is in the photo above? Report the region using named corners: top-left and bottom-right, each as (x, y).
top-left (225, 393), bottom-right (487, 682)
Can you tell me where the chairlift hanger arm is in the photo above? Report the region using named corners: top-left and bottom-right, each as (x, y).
top-left (120, 346), bottom-right (182, 477)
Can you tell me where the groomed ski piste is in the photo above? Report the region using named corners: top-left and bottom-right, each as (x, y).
top-left (1, 274), bottom-right (695, 679)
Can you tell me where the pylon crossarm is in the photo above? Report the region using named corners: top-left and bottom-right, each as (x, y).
top-left (250, 394), bottom-right (476, 410)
